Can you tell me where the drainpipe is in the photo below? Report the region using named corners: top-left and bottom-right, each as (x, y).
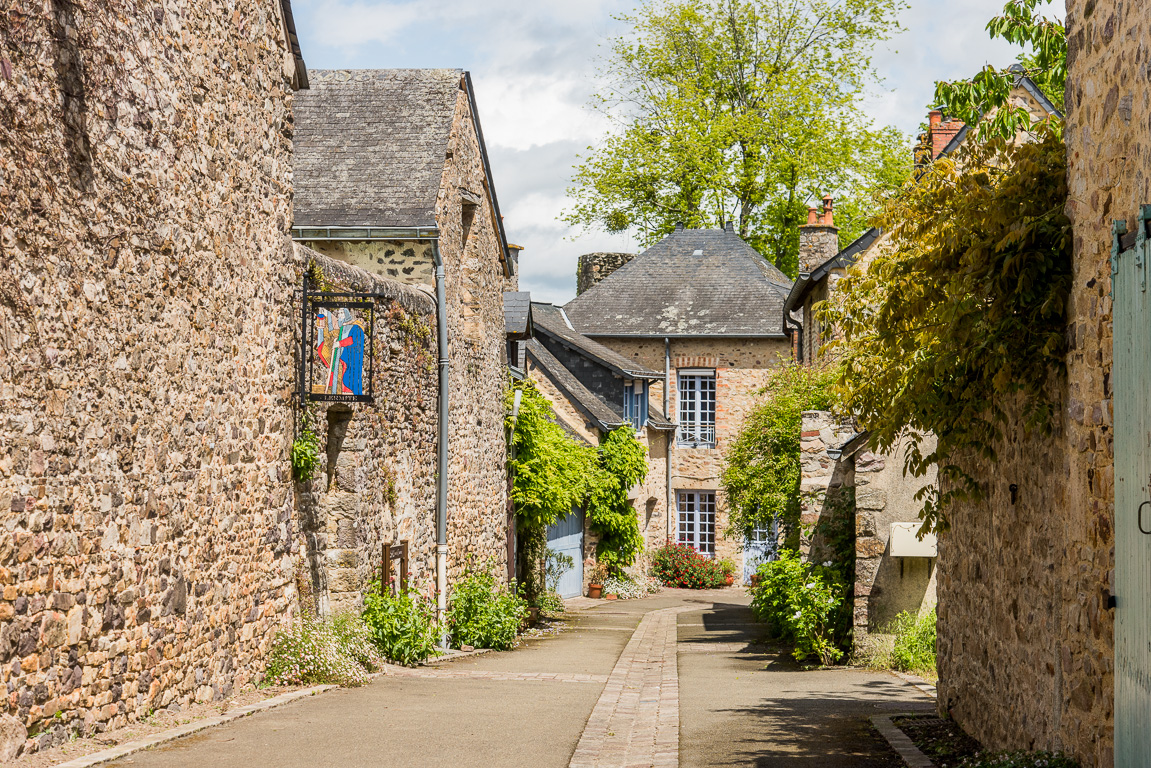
top-left (432, 241), bottom-right (450, 648)
top-left (665, 337), bottom-right (674, 544)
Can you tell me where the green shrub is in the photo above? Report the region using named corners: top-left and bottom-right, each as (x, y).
top-left (750, 550), bottom-right (848, 665)
top-left (447, 567), bottom-right (528, 650)
top-left (889, 608), bottom-right (936, 675)
top-left (361, 584), bottom-right (441, 667)
top-left (958, 752), bottom-right (1079, 768)
top-left (532, 590), bottom-right (566, 614)
top-left (265, 614), bottom-right (381, 686)
top-left (651, 544), bottom-right (726, 589)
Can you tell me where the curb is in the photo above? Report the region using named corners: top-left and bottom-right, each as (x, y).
top-left (890, 670), bottom-right (938, 700)
top-left (872, 714), bottom-right (936, 768)
top-left (50, 685), bottom-right (336, 768)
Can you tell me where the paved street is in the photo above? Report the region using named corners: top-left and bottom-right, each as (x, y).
top-left (105, 590), bottom-right (933, 767)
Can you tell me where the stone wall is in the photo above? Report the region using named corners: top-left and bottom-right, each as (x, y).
top-left (800, 413), bottom-right (937, 637)
top-left (301, 240), bottom-right (436, 287)
top-left (433, 82), bottom-right (513, 581)
top-left (576, 252), bottom-right (637, 295)
top-left (0, 0), bottom-right (299, 748)
top-left (932, 3), bottom-right (1147, 763)
top-left (292, 249), bottom-right (439, 616)
top-left (593, 337), bottom-right (790, 570)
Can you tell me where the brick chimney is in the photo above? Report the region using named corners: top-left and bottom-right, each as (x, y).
top-left (927, 110), bottom-right (965, 160)
top-left (798, 195), bottom-right (838, 274)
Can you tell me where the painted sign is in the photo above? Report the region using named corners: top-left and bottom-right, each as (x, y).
top-left (300, 280), bottom-right (375, 403)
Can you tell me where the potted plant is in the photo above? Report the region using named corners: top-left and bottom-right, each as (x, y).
top-left (719, 558), bottom-right (737, 586)
top-left (587, 562), bottom-right (608, 599)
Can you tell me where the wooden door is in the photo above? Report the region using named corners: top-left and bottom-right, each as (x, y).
top-left (1113, 207), bottom-right (1151, 764)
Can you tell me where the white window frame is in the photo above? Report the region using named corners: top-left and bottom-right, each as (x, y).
top-left (623, 379), bottom-right (647, 431)
top-left (677, 369), bottom-right (716, 447)
top-left (676, 490), bottom-right (716, 556)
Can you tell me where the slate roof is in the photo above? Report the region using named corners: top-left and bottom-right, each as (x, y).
top-left (525, 340), bottom-right (674, 433)
top-left (564, 228), bottom-right (792, 337)
top-left (504, 292), bottom-right (532, 337)
top-left (532, 303), bottom-right (664, 379)
top-left (293, 69), bottom-right (461, 228)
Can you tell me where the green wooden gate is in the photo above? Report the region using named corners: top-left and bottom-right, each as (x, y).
top-left (1112, 206), bottom-right (1151, 764)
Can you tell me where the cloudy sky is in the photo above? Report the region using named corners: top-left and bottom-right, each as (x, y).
top-left (291, 0), bottom-right (1054, 304)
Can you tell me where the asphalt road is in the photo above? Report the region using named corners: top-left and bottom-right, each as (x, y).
top-left (104, 589), bottom-right (934, 768)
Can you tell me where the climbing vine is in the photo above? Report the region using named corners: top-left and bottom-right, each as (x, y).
top-left (817, 123), bottom-right (1071, 532)
top-left (721, 363), bottom-right (838, 537)
top-left (291, 407), bottom-right (322, 482)
top-left (585, 425), bottom-right (648, 571)
top-left (506, 380), bottom-right (650, 591)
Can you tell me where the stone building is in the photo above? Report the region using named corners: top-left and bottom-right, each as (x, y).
top-left (563, 225), bottom-right (793, 578)
top-left (930, 5), bottom-right (1149, 765)
top-left (522, 303), bottom-right (674, 593)
top-left (291, 69), bottom-right (518, 599)
top-left (0, 0), bottom-right (314, 751)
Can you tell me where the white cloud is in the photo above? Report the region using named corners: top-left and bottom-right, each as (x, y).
top-left (292, 0), bottom-right (1062, 304)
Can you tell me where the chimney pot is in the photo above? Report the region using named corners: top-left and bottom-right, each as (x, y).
top-left (821, 195), bottom-right (834, 226)
top-left (806, 207), bottom-right (818, 226)
top-left (929, 110), bottom-right (942, 128)
top-left (674, 222), bottom-right (685, 232)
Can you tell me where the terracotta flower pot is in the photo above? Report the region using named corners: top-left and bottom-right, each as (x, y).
top-left (605, 593), bottom-right (618, 600)
top-left (725, 574), bottom-right (734, 586)
top-left (588, 584), bottom-right (603, 599)
top-left (749, 574), bottom-right (761, 587)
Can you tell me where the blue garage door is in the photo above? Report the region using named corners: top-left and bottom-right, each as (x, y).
top-left (547, 508), bottom-right (585, 598)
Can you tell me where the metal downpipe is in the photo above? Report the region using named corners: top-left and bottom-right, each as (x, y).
top-left (432, 242), bottom-right (450, 648)
top-left (665, 337), bottom-right (674, 545)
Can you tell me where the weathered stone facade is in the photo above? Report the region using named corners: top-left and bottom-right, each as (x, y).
top-left (932, 5), bottom-right (1146, 763)
top-left (292, 248), bottom-right (440, 616)
top-left (596, 337), bottom-right (791, 571)
top-left (800, 413), bottom-right (937, 636)
top-left (576, 252), bottom-right (637, 295)
top-left (297, 71), bottom-right (514, 584)
top-left (0, 0), bottom-right (303, 748)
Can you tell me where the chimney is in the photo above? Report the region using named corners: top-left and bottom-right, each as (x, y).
top-left (928, 109), bottom-right (964, 160)
top-left (576, 252), bottom-right (638, 295)
top-left (798, 195), bottom-right (838, 275)
top-left (724, 221), bottom-right (735, 233)
top-left (674, 222), bottom-right (685, 231)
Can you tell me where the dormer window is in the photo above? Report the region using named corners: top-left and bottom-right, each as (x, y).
top-left (623, 380), bottom-right (647, 430)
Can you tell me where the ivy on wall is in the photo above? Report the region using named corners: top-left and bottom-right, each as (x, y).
top-left (506, 380), bottom-right (650, 589)
top-left (816, 123), bottom-right (1071, 532)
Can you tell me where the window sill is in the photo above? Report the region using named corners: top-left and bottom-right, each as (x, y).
top-left (676, 442), bottom-right (716, 449)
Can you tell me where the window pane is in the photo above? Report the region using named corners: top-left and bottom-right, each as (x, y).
top-left (699, 492), bottom-right (716, 555)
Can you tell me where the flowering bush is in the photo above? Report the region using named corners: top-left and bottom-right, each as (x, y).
top-left (265, 614), bottom-right (382, 687)
top-left (361, 585), bottom-right (441, 667)
top-left (601, 577), bottom-right (648, 599)
top-left (447, 566), bottom-right (528, 650)
top-left (651, 544), bottom-right (726, 589)
top-left (750, 549), bottom-right (848, 665)
top-left (957, 752), bottom-right (1079, 768)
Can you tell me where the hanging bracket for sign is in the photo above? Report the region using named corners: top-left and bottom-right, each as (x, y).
top-left (298, 274), bottom-right (376, 404)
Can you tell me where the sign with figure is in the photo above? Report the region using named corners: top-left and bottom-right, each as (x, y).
top-left (300, 280), bottom-right (375, 403)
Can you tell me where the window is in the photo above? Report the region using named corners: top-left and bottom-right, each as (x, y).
top-left (623, 380), bottom-right (647, 430)
top-left (677, 369), bottom-right (715, 446)
top-left (676, 491), bottom-right (716, 555)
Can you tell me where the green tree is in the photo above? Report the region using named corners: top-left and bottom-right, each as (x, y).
top-left (933, 0), bottom-right (1066, 140)
top-left (564, 0), bottom-right (910, 277)
top-left (721, 363), bottom-right (838, 536)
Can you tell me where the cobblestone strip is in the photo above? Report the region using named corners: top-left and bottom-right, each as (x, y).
top-left (871, 715), bottom-right (935, 768)
top-left (380, 666), bottom-right (608, 684)
top-left (569, 606), bottom-right (698, 768)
